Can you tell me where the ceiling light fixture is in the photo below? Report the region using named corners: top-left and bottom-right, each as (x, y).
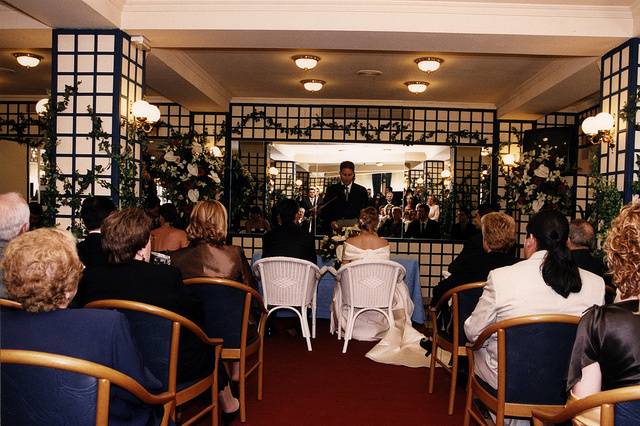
top-left (376, 162), bottom-right (384, 167)
top-left (415, 57), bottom-right (444, 73)
top-left (14, 52), bottom-right (43, 68)
top-left (404, 81), bottom-right (429, 94)
top-left (301, 79), bottom-right (325, 92)
top-left (292, 55), bottom-right (321, 70)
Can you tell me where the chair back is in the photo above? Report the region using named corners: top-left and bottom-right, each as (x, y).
top-left (183, 277), bottom-right (265, 349)
top-left (252, 257), bottom-right (320, 307)
top-left (500, 315), bottom-right (580, 405)
top-left (1, 349), bottom-right (172, 426)
top-left (0, 298), bottom-right (22, 309)
top-left (336, 259), bottom-right (405, 308)
top-left (456, 286), bottom-right (486, 346)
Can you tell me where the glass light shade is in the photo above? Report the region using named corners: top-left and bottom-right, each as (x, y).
top-left (132, 100), bottom-right (151, 119)
top-left (405, 81), bottom-right (429, 94)
top-left (594, 112), bottom-right (614, 131)
top-left (502, 153), bottom-right (516, 166)
top-left (301, 79), bottom-right (325, 92)
top-left (14, 53), bottom-right (42, 68)
top-left (441, 169), bottom-right (451, 178)
top-left (581, 116), bottom-right (599, 135)
top-left (416, 177), bottom-right (424, 184)
top-left (376, 162), bottom-right (384, 166)
top-left (146, 104), bottom-right (161, 123)
top-left (35, 98), bottom-right (49, 115)
top-left (415, 57), bottom-right (443, 73)
top-left (295, 179), bottom-right (303, 187)
top-left (293, 55), bottom-right (320, 70)
top-left (268, 167), bottom-right (279, 176)
top-left (481, 147), bottom-right (490, 156)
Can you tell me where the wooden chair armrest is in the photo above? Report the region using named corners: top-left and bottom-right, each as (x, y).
top-left (431, 281), bottom-right (486, 311)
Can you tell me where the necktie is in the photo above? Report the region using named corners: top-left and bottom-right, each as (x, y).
top-left (344, 185), bottom-right (349, 201)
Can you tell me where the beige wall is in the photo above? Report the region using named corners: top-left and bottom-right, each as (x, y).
top-left (0, 139), bottom-right (27, 197)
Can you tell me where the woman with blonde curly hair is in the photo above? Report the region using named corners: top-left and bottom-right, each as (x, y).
top-left (331, 206), bottom-right (429, 368)
top-left (1, 228), bottom-right (164, 425)
top-left (567, 202), bottom-right (640, 425)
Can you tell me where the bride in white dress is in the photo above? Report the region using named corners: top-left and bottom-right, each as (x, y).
top-left (330, 207), bottom-right (429, 368)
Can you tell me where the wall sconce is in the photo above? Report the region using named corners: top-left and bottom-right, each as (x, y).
top-left (295, 179), bottom-right (303, 187)
top-left (440, 169), bottom-right (451, 178)
top-left (268, 166), bottom-right (279, 176)
top-left (416, 177), bottom-right (425, 185)
top-left (131, 100), bottom-right (161, 132)
top-left (502, 153), bottom-right (516, 167)
top-left (581, 112), bottom-right (615, 148)
top-left (35, 98), bottom-right (49, 116)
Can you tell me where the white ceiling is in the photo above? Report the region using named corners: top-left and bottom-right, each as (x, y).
top-left (1, 0), bottom-right (638, 117)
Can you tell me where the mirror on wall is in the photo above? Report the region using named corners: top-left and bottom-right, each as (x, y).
top-left (229, 141), bottom-right (492, 241)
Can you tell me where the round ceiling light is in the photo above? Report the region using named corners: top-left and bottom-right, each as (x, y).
top-left (301, 79), bottom-right (325, 92)
top-left (415, 57), bottom-right (444, 73)
top-left (292, 55), bottom-right (321, 70)
top-left (404, 81), bottom-right (429, 94)
top-left (14, 52), bottom-right (43, 68)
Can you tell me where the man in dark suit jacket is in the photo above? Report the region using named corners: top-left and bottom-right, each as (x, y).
top-left (568, 219), bottom-right (612, 296)
top-left (406, 204), bottom-right (432, 238)
top-left (75, 208), bottom-right (211, 385)
top-left (263, 198), bottom-right (317, 265)
top-left (76, 196), bottom-right (116, 267)
top-left (321, 161), bottom-right (369, 232)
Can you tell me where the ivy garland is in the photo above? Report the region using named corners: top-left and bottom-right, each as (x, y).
top-left (619, 88), bottom-right (640, 131)
top-left (209, 110), bottom-right (489, 146)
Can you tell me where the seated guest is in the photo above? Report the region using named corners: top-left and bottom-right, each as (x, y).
top-left (430, 212), bottom-right (517, 307)
top-left (1, 228), bottom-right (163, 426)
top-left (0, 192), bottom-right (30, 298)
top-left (448, 203), bottom-right (495, 274)
top-left (262, 198), bottom-right (317, 265)
top-left (451, 209), bottom-right (478, 241)
top-left (75, 208), bottom-right (213, 385)
top-left (464, 209), bottom-right (605, 420)
top-left (567, 202), bottom-right (640, 425)
top-left (144, 195), bottom-right (162, 229)
top-left (28, 201), bottom-right (43, 229)
top-left (568, 219), bottom-right (610, 286)
top-left (150, 203), bottom-right (188, 252)
top-left (244, 206), bottom-right (271, 233)
top-left (171, 200), bottom-right (256, 384)
top-left (406, 203), bottom-right (436, 239)
top-left (76, 196), bottom-right (116, 267)
top-left (378, 206), bottom-right (403, 238)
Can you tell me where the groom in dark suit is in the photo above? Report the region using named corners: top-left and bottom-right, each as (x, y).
top-left (321, 161), bottom-right (369, 232)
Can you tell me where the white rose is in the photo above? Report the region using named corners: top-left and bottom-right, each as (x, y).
top-left (210, 171), bottom-right (221, 184)
top-left (534, 164), bottom-right (550, 179)
top-left (188, 189), bottom-right (199, 203)
top-left (187, 163), bottom-right (199, 177)
top-left (164, 152), bottom-right (177, 162)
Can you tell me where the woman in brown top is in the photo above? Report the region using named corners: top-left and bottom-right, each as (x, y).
top-left (171, 200), bottom-right (256, 384)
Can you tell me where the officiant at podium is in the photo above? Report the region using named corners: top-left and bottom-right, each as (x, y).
top-left (321, 161), bottom-right (370, 232)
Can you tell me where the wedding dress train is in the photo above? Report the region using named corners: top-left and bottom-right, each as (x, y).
top-left (330, 242), bottom-right (429, 368)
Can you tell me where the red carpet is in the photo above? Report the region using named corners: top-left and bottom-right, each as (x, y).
top-left (229, 319), bottom-right (466, 426)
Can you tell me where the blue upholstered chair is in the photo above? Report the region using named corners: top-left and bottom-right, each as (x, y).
top-left (463, 314), bottom-right (580, 426)
top-left (1, 349), bottom-right (173, 426)
top-left (532, 384), bottom-right (640, 426)
top-left (85, 300), bottom-right (223, 426)
top-left (428, 281), bottom-right (486, 415)
top-left (182, 277), bottom-right (268, 423)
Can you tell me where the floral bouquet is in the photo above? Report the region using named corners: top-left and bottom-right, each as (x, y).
top-left (149, 132), bottom-right (224, 216)
top-left (318, 225), bottom-right (360, 268)
top-left (508, 144), bottom-right (572, 214)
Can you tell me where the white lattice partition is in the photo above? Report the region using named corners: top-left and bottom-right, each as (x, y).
top-left (52, 29), bottom-right (145, 228)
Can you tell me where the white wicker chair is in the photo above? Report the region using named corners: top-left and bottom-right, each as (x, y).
top-left (331, 259), bottom-right (406, 353)
top-left (252, 257), bottom-right (323, 351)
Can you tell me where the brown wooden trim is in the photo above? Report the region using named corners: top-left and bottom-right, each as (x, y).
top-left (0, 298), bottom-right (22, 309)
top-left (430, 281), bottom-right (486, 312)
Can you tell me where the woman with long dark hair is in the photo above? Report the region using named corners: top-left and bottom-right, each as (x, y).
top-left (464, 209), bottom-right (605, 423)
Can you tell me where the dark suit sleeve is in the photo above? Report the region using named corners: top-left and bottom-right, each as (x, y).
top-left (430, 275), bottom-right (462, 307)
top-left (110, 312), bottom-right (163, 397)
top-left (405, 221), bottom-right (417, 238)
top-left (322, 185), bottom-right (339, 224)
top-left (304, 234), bottom-right (318, 265)
top-left (262, 232), bottom-right (273, 259)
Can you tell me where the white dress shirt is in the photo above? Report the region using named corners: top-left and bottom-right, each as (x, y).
top-left (428, 204), bottom-right (440, 221)
top-left (464, 250), bottom-right (605, 389)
